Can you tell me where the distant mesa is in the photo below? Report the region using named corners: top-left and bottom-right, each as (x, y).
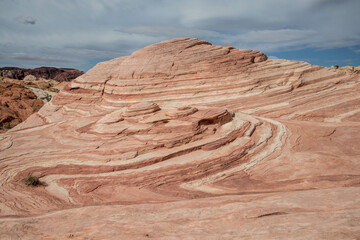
top-left (0, 66), bottom-right (84, 82)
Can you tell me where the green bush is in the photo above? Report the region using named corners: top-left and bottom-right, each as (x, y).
top-left (25, 176), bottom-right (46, 186)
top-left (0, 122), bottom-right (12, 130)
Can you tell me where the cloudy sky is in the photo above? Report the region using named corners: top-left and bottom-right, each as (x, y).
top-left (1, 0), bottom-right (360, 71)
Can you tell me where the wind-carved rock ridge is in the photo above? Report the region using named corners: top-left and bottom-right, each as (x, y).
top-left (0, 38), bottom-right (359, 239)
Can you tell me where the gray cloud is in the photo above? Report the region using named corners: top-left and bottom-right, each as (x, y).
top-left (0, 0), bottom-right (359, 70)
top-left (0, 53), bottom-right (75, 64)
top-left (15, 16), bottom-right (36, 25)
top-left (120, 25), bottom-right (221, 39)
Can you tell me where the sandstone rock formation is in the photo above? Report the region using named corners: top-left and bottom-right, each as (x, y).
top-left (0, 38), bottom-right (359, 239)
top-left (0, 76), bottom-right (68, 132)
top-left (338, 65), bottom-right (360, 74)
top-left (0, 82), bottom-right (44, 132)
top-left (0, 66), bottom-right (84, 82)
top-left (23, 74), bottom-right (36, 81)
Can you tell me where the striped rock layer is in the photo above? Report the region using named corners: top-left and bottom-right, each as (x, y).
top-left (1, 38), bottom-right (360, 239)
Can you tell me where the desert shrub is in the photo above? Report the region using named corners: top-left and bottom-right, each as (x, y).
top-left (0, 122), bottom-right (12, 130)
top-left (25, 176), bottom-right (46, 186)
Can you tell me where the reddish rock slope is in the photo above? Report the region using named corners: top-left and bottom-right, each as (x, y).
top-left (0, 83), bottom-right (44, 132)
top-left (0, 38), bottom-right (359, 239)
top-left (0, 77), bottom-right (68, 132)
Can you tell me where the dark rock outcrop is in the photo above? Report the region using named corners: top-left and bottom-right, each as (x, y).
top-left (0, 67), bottom-right (84, 82)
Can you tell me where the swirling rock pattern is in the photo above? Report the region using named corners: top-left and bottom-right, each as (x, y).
top-left (0, 38), bottom-right (360, 239)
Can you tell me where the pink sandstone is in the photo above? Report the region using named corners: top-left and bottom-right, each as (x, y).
top-left (0, 38), bottom-right (359, 239)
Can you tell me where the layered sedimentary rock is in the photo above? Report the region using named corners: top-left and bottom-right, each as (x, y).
top-left (0, 38), bottom-right (359, 239)
top-left (0, 66), bottom-right (84, 82)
